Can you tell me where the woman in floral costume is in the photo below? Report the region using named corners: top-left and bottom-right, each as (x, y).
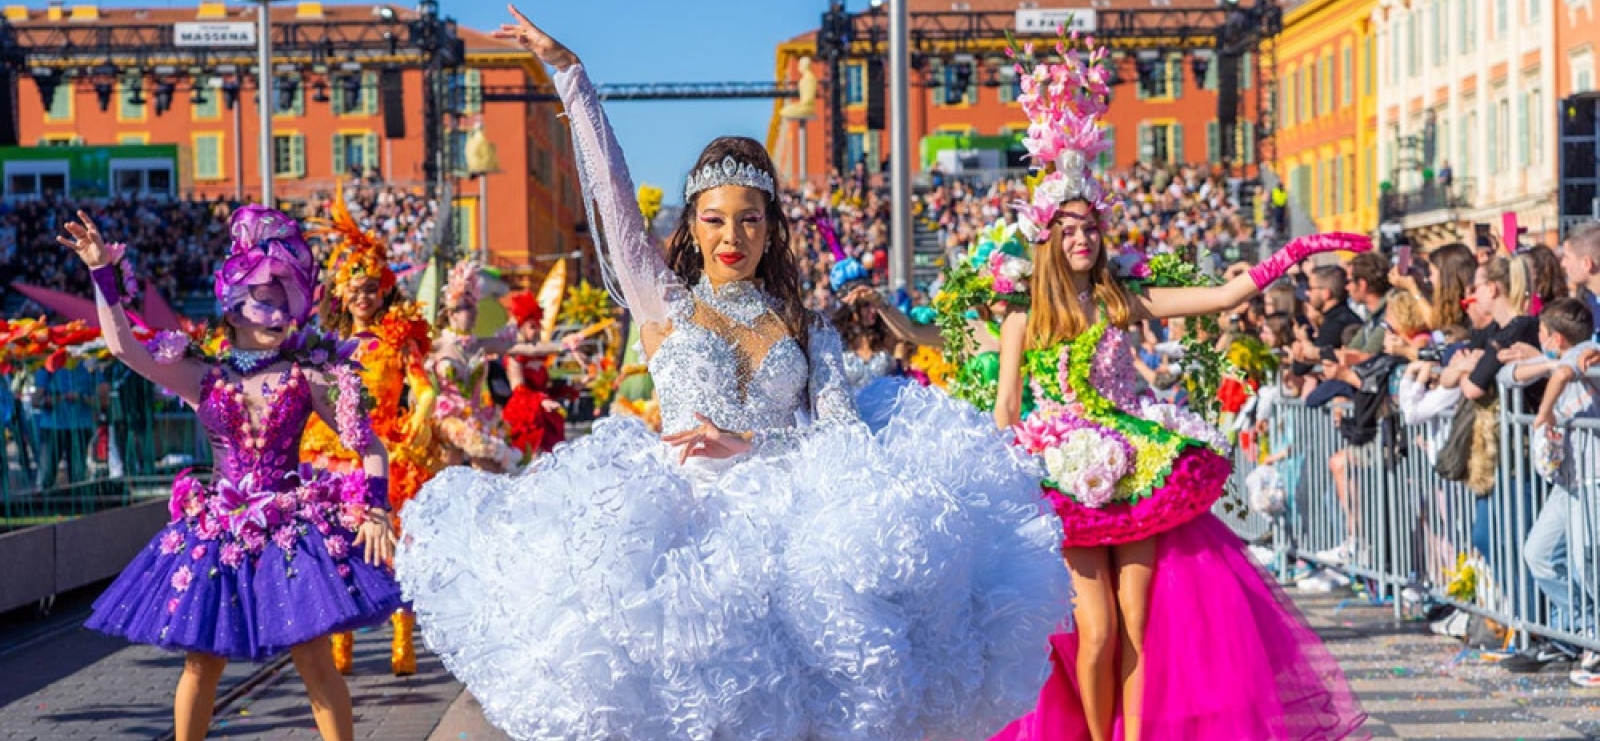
top-left (428, 260), bottom-right (523, 472)
top-left (988, 35), bottom-right (1368, 741)
top-left (499, 291), bottom-right (570, 458)
top-left (70, 206), bottom-right (400, 741)
top-left (300, 192), bottom-right (439, 676)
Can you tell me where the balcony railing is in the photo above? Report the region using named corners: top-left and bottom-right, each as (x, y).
top-left (1379, 179), bottom-right (1473, 222)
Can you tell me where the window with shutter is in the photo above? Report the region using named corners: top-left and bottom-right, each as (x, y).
top-left (1171, 123), bottom-right (1184, 164)
top-left (46, 84), bottom-right (71, 121)
top-left (1099, 125), bottom-right (1115, 170)
top-left (195, 133), bottom-right (223, 180)
top-left (1206, 121), bottom-right (1219, 163)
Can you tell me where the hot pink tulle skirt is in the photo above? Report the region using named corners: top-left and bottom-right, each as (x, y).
top-left (990, 514), bottom-right (1368, 741)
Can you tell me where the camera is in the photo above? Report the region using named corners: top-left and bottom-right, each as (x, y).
top-left (1417, 346), bottom-right (1441, 363)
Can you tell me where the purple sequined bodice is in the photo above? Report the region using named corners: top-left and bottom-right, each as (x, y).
top-left (197, 367), bottom-right (313, 484)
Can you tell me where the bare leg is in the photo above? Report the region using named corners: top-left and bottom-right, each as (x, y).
top-left (291, 636), bottom-right (356, 741)
top-left (1064, 546), bottom-right (1117, 741)
top-left (174, 652), bottom-right (228, 741)
top-left (1113, 537), bottom-right (1159, 741)
top-left (1328, 450), bottom-right (1357, 549)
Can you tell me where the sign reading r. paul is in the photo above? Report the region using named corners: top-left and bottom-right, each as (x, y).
top-left (173, 22), bottom-right (257, 47)
top-left (1014, 9), bottom-right (1097, 34)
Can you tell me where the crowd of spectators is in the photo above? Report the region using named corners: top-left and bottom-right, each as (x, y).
top-left (784, 161), bottom-right (1269, 317)
top-left (0, 178), bottom-right (440, 315)
top-left (1193, 229), bottom-right (1600, 686)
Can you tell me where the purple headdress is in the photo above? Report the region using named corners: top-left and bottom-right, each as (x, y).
top-left (1010, 31), bottom-right (1115, 243)
top-left (214, 205), bottom-right (318, 327)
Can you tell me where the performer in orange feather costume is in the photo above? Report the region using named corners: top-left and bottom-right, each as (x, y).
top-left (299, 190), bottom-right (440, 676)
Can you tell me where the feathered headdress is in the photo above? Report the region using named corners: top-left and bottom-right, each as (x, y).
top-left (215, 205), bottom-right (318, 325)
top-left (504, 291), bottom-right (543, 327)
top-left (310, 184), bottom-right (395, 299)
top-left (1010, 31), bottom-right (1115, 243)
top-left (443, 259), bottom-right (482, 310)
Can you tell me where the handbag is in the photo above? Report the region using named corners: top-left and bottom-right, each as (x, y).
top-left (1433, 398), bottom-right (1476, 482)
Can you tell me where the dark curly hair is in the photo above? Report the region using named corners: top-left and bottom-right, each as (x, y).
top-left (666, 136), bottom-right (812, 361)
top-left (830, 300), bottom-right (887, 354)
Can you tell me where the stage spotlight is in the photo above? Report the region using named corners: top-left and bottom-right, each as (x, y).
top-left (127, 82), bottom-right (146, 107)
top-left (342, 74), bottom-right (363, 110)
top-left (313, 81), bottom-right (330, 104)
top-left (221, 78), bottom-right (241, 110)
top-left (275, 76), bottom-right (299, 112)
top-left (1191, 54), bottom-right (1210, 84)
top-left (1135, 56), bottom-right (1158, 95)
top-left (153, 80), bottom-right (176, 115)
top-left (191, 80), bottom-right (211, 107)
top-left (31, 70), bottom-right (60, 110)
top-left (946, 62), bottom-right (972, 105)
top-left (94, 80), bottom-right (114, 112)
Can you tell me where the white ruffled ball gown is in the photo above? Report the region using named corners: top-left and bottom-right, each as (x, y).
top-left (395, 63), bottom-right (1070, 741)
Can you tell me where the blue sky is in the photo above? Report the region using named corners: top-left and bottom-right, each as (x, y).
top-left (456, 1), bottom-right (825, 201)
top-left (97, 0), bottom-right (834, 203)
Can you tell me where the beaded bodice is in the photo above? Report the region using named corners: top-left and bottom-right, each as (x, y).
top-left (649, 277), bottom-right (854, 436)
top-left (555, 65), bottom-right (855, 438)
top-left (843, 350), bottom-right (897, 391)
top-left (198, 366), bottom-right (313, 484)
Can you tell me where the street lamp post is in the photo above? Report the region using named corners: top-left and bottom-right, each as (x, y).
top-left (888, 0), bottom-right (912, 292)
top-left (256, 0), bottom-right (275, 205)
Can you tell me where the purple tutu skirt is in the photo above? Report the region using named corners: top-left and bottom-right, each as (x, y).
top-left (990, 514), bottom-right (1368, 741)
top-left (86, 471), bottom-right (403, 661)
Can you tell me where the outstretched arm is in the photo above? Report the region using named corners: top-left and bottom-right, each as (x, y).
top-left (308, 369), bottom-right (396, 565)
top-left (845, 286), bottom-right (943, 347)
top-left (1133, 233), bottom-right (1372, 321)
top-left (57, 210), bottom-right (209, 405)
top-left (499, 5), bottom-right (676, 332)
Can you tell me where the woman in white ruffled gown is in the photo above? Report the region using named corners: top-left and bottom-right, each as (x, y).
top-left (394, 8), bottom-right (1070, 741)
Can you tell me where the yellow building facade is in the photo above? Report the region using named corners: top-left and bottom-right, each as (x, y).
top-left (1274, 0), bottom-right (1379, 235)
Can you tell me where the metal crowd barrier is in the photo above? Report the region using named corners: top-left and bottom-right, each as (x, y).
top-left (1222, 383), bottom-right (1600, 653)
top-left (2, 366), bottom-right (209, 529)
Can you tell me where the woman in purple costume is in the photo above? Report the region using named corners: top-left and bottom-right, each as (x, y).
top-left (62, 207), bottom-right (402, 741)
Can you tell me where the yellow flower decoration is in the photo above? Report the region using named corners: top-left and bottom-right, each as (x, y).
top-left (638, 184), bottom-right (664, 224)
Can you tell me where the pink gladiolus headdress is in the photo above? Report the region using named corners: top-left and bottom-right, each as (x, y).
top-left (1010, 29), bottom-right (1116, 243)
top-left (444, 259), bottom-right (482, 311)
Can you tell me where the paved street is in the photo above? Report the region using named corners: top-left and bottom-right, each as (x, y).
top-left (0, 584), bottom-right (1594, 740)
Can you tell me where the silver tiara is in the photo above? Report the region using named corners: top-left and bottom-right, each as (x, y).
top-left (684, 155), bottom-right (776, 199)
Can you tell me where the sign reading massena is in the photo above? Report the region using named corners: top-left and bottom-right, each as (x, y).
top-left (173, 22), bottom-right (257, 47)
top-left (1014, 9), bottom-right (1097, 34)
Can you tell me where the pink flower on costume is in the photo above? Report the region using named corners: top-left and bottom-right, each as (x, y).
top-left (195, 511), bottom-right (223, 541)
top-left (1073, 464), bottom-right (1117, 508)
top-left (272, 526), bottom-right (298, 553)
top-left (159, 530), bottom-right (185, 555)
top-left (337, 564), bottom-right (352, 579)
top-left (339, 503), bottom-right (367, 531)
top-left (143, 331), bottom-right (191, 366)
top-left (167, 598), bottom-right (180, 614)
top-left (219, 542), bottom-right (246, 569)
top-left (170, 566), bottom-right (194, 592)
top-left (190, 544), bottom-right (208, 561)
top-left (240, 527), bottom-right (267, 554)
top-left (324, 534), bottom-right (349, 560)
top-left (216, 474), bottom-right (274, 538)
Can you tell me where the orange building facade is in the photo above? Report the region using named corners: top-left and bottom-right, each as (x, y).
top-left (767, 0), bottom-right (1262, 183)
top-left (12, 2), bottom-right (585, 280)
top-left (1272, 0), bottom-right (1379, 235)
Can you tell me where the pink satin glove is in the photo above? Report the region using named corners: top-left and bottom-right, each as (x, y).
top-left (1248, 232), bottom-right (1373, 290)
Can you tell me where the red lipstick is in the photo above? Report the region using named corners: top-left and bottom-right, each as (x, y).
top-left (716, 252), bottom-right (746, 266)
